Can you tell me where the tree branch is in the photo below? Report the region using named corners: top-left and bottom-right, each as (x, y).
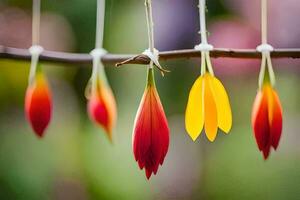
top-left (0, 46), bottom-right (300, 67)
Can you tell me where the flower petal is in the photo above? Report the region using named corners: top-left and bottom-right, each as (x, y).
top-left (262, 144), bottom-right (271, 160)
top-left (185, 76), bottom-right (204, 141)
top-left (133, 86), bottom-right (169, 179)
top-left (211, 76), bottom-right (232, 133)
top-left (203, 74), bottom-right (218, 142)
top-left (25, 72), bottom-right (52, 137)
top-left (88, 80), bottom-right (117, 141)
top-left (252, 84), bottom-right (283, 159)
top-left (252, 89), bottom-right (271, 157)
top-left (269, 89), bottom-right (283, 150)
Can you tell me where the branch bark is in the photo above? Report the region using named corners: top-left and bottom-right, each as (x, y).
top-left (0, 46), bottom-right (300, 66)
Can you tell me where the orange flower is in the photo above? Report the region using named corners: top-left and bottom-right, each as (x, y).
top-left (88, 78), bottom-right (117, 141)
top-left (133, 69), bottom-right (169, 179)
top-left (252, 83), bottom-right (282, 159)
top-left (25, 71), bottom-right (52, 137)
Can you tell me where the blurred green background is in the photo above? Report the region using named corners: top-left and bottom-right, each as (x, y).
top-left (0, 0), bottom-right (300, 199)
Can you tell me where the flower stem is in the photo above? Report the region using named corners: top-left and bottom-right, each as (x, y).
top-left (201, 52), bottom-right (206, 75)
top-left (258, 54), bottom-right (266, 88)
top-left (266, 53), bottom-right (276, 86)
top-left (147, 68), bottom-right (155, 87)
top-left (205, 52), bottom-right (214, 76)
top-left (91, 57), bottom-right (99, 93)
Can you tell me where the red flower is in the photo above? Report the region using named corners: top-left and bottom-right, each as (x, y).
top-left (133, 69), bottom-right (169, 179)
top-left (88, 79), bottom-right (117, 141)
top-left (252, 83), bottom-right (283, 159)
top-left (25, 72), bottom-right (52, 137)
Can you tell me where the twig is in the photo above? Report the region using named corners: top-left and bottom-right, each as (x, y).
top-left (0, 46), bottom-right (300, 66)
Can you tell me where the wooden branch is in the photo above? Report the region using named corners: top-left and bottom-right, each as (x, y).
top-left (0, 46), bottom-right (300, 67)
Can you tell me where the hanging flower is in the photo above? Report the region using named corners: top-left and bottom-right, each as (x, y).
top-left (251, 43), bottom-right (283, 159)
top-left (252, 84), bottom-right (282, 159)
top-left (88, 77), bottom-right (117, 141)
top-left (25, 71), bottom-right (52, 137)
top-left (133, 69), bottom-right (169, 179)
top-left (185, 52), bottom-right (232, 142)
top-left (87, 57), bottom-right (117, 142)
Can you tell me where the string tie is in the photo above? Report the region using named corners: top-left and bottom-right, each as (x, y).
top-left (194, 43), bottom-right (214, 52)
top-left (256, 43), bottom-right (273, 53)
top-left (90, 48), bottom-right (107, 61)
top-left (29, 45), bottom-right (44, 57)
top-left (142, 48), bottom-right (169, 76)
top-left (28, 45), bottom-right (44, 85)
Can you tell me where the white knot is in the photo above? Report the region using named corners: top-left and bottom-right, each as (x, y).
top-left (142, 48), bottom-right (161, 69)
top-left (29, 45), bottom-right (44, 56)
top-left (195, 43), bottom-right (214, 52)
top-left (256, 44), bottom-right (274, 53)
top-left (90, 48), bottom-right (107, 60)
top-left (28, 45), bottom-right (44, 85)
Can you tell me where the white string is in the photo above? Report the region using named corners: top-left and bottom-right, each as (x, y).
top-left (90, 48), bottom-right (107, 93)
top-left (142, 48), bottom-right (160, 70)
top-left (194, 43), bottom-right (213, 52)
top-left (196, 0), bottom-right (213, 51)
top-left (195, 0), bottom-right (214, 76)
top-left (145, 0), bottom-right (155, 69)
top-left (256, 43), bottom-right (273, 53)
top-left (89, 0), bottom-right (107, 95)
top-left (28, 0), bottom-right (42, 85)
top-left (96, 0), bottom-right (105, 48)
top-left (199, 0), bottom-right (208, 45)
top-left (143, 0), bottom-right (168, 76)
top-left (28, 45), bottom-right (43, 85)
top-left (32, 0), bottom-right (41, 45)
top-left (257, 0), bottom-right (275, 87)
top-left (261, 0), bottom-right (267, 45)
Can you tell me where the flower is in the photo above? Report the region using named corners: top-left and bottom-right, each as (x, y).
top-left (25, 72), bottom-right (52, 137)
top-left (88, 78), bottom-right (117, 142)
top-left (133, 69), bottom-right (169, 179)
top-left (252, 83), bottom-right (283, 159)
top-left (185, 72), bottom-right (232, 142)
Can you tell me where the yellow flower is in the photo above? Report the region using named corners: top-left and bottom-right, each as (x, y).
top-left (185, 72), bottom-right (232, 142)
